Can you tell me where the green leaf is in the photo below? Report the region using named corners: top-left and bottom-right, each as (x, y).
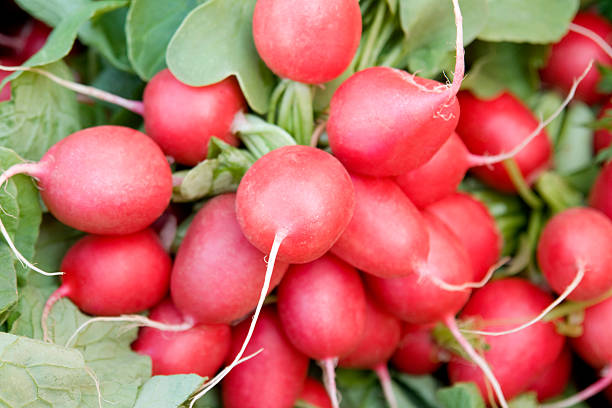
top-left (554, 101), bottom-right (595, 175)
top-left (461, 41), bottom-right (548, 101)
top-left (8, 285), bottom-right (56, 339)
top-left (509, 392), bottom-right (538, 408)
top-left (392, 373), bottom-right (441, 408)
top-left (398, 0), bottom-right (488, 76)
top-left (32, 215), bottom-right (83, 281)
top-left (477, 0), bottom-right (579, 43)
top-left (527, 90), bottom-right (565, 145)
top-left (166, 0), bottom-right (275, 114)
top-left (127, 0), bottom-right (202, 81)
top-left (437, 382), bottom-right (486, 408)
top-left (535, 171), bottom-right (584, 214)
top-left (135, 375), bottom-right (206, 408)
top-left (0, 61), bottom-right (81, 161)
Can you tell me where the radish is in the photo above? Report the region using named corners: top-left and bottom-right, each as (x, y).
top-left (221, 306), bottom-right (309, 408)
top-left (252, 0), bottom-right (361, 84)
top-left (391, 323), bottom-right (444, 375)
top-left (572, 296), bottom-right (612, 369)
top-left (537, 207), bottom-right (612, 301)
top-left (541, 11), bottom-right (612, 105)
top-left (277, 254), bottom-right (367, 408)
top-left (589, 160), bottom-right (612, 221)
top-left (0, 125), bottom-right (172, 276)
top-left (338, 295), bottom-right (402, 408)
top-left (298, 378), bottom-right (333, 408)
top-left (41, 228), bottom-right (171, 340)
top-left (425, 192), bottom-right (502, 282)
top-left (331, 174), bottom-right (428, 278)
top-left (170, 193), bottom-right (288, 325)
top-left (326, 0), bottom-right (464, 177)
top-left (131, 298), bottom-right (231, 377)
top-left (0, 57), bottom-right (17, 100)
top-left (447, 278), bottom-right (565, 403)
top-left (527, 347), bottom-right (571, 402)
top-left (594, 99), bottom-right (612, 154)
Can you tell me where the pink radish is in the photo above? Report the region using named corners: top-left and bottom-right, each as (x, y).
top-left (589, 161), bottom-right (612, 221)
top-left (425, 192), bottom-right (502, 282)
top-left (131, 298), bottom-right (230, 377)
top-left (277, 254), bottom-right (367, 408)
top-left (541, 11), bottom-right (612, 105)
top-left (330, 174), bottom-right (428, 278)
top-left (41, 228), bottom-right (171, 340)
top-left (537, 207), bottom-right (612, 301)
top-left (0, 125), bottom-right (172, 276)
top-left (527, 347), bottom-right (571, 402)
top-left (252, 0), bottom-right (361, 84)
top-left (298, 378), bottom-right (333, 408)
top-left (170, 193), bottom-right (288, 325)
top-left (221, 306), bottom-right (309, 408)
top-left (391, 323), bottom-right (444, 375)
top-left (447, 278), bottom-right (565, 402)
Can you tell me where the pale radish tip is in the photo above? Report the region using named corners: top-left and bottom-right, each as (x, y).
top-left (374, 364), bottom-right (398, 408)
top-left (320, 357), bottom-right (341, 408)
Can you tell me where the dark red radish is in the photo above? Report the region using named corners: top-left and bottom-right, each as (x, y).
top-left (252, 0), bottom-right (361, 84)
top-left (142, 69), bottom-right (246, 165)
top-left (171, 194), bottom-right (288, 325)
top-left (331, 174), bottom-right (428, 278)
top-left (0, 58), bottom-right (14, 101)
top-left (41, 228), bottom-right (171, 339)
top-left (541, 12), bottom-right (612, 105)
top-left (537, 207), bottom-right (612, 301)
top-left (395, 133), bottom-right (470, 208)
top-left (298, 378), bottom-right (333, 408)
top-left (426, 192), bottom-right (502, 282)
top-left (277, 254), bottom-right (366, 407)
top-left (364, 213), bottom-right (473, 325)
top-left (594, 99), bottom-right (612, 154)
top-left (19, 20), bottom-right (51, 62)
top-left (589, 161), bottom-right (612, 221)
top-left (527, 347), bottom-right (571, 402)
top-left (131, 299), bottom-right (230, 377)
top-left (456, 91), bottom-right (552, 192)
top-left (448, 278), bottom-right (565, 402)
top-left (221, 307), bottom-right (309, 408)
top-left (391, 323), bottom-right (443, 375)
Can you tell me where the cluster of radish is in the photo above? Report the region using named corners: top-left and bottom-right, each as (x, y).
top-left (5, 0), bottom-right (612, 407)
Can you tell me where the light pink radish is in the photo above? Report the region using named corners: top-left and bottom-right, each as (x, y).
top-left (221, 307), bottom-right (309, 408)
top-left (252, 0), bottom-right (361, 84)
top-left (391, 323), bottom-right (443, 375)
top-left (170, 193), bottom-right (288, 325)
top-left (331, 174), bottom-right (428, 278)
top-left (132, 298), bottom-right (230, 377)
top-left (589, 161), bottom-right (612, 221)
top-left (298, 378), bottom-right (333, 408)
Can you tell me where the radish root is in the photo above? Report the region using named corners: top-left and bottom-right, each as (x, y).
top-left (375, 364), bottom-right (398, 408)
top-left (569, 23), bottom-right (612, 60)
top-left (427, 256), bottom-right (510, 292)
top-left (541, 365), bottom-right (612, 408)
top-left (320, 357), bottom-right (341, 408)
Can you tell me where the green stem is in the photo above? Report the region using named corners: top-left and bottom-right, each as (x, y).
top-left (356, 0), bottom-right (387, 71)
top-left (232, 113), bottom-right (296, 159)
top-left (267, 79), bottom-right (289, 124)
top-left (502, 159), bottom-right (543, 209)
top-left (545, 285), bottom-right (612, 321)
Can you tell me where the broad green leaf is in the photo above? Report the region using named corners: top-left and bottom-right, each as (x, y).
top-left (437, 382), bottom-right (486, 408)
top-left (478, 0), bottom-right (579, 43)
top-left (509, 392), bottom-right (538, 408)
top-left (461, 41), bottom-right (548, 101)
top-left (393, 373), bottom-right (441, 408)
top-left (166, 0), bottom-right (275, 114)
top-left (32, 215), bottom-right (83, 280)
top-left (555, 101), bottom-right (594, 175)
top-left (528, 90), bottom-right (565, 145)
top-left (0, 61), bottom-right (81, 161)
top-left (7, 285), bottom-right (56, 339)
top-left (135, 375), bottom-right (206, 408)
top-left (127, 0), bottom-right (202, 81)
top-left (398, 0), bottom-right (488, 76)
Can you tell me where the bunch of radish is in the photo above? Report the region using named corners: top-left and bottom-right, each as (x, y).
top-left (5, 0), bottom-right (612, 407)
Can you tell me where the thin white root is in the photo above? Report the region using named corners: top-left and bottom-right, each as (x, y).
top-left (448, 0), bottom-right (464, 99)
top-left (65, 315), bottom-right (193, 348)
top-left (541, 366), bottom-right (612, 408)
top-left (0, 64), bottom-right (145, 115)
top-left (445, 315), bottom-right (509, 408)
top-left (320, 357), bottom-right (341, 408)
top-left (84, 366), bottom-right (104, 408)
top-left (375, 364), bottom-right (398, 408)
top-left (427, 257), bottom-right (510, 292)
top-left (187, 232), bottom-right (286, 408)
top-left (462, 261), bottom-right (585, 337)
top-left (467, 60), bottom-right (593, 167)
top-left (569, 23), bottom-right (612, 60)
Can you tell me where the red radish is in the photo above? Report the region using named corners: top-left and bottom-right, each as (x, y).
top-left (0, 126), bottom-right (172, 277)
top-left (252, 0), bottom-right (361, 84)
top-left (41, 228), bottom-right (171, 339)
top-left (277, 254), bottom-right (367, 407)
top-left (0, 61), bottom-right (12, 100)
top-left (527, 347), bottom-right (571, 402)
top-left (221, 307), bottom-right (309, 408)
top-left (572, 296), bottom-right (612, 369)
top-left (589, 161), bottom-right (612, 221)
top-left (131, 298), bottom-right (230, 377)
top-left (594, 99), bottom-right (612, 153)
top-left (456, 91), bottom-right (552, 192)
top-left (537, 207), bottom-right (612, 301)
top-left (19, 20), bottom-right (51, 62)
top-left (142, 69), bottom-right (246, 165)
top-left (426, 192), bottom-right (502, 282)
top-left (170, 193), bottom-right (288, 325)
top-left (541, 12), bottom-right (612, 105)
top-left (330, 174), bottom-right (428, 278)
top-left (391, 323), bottom-right (443, 375)
top-left (364, 213), bottom-right (473, 325)
top-left (298, 378), bottom-right (333, 408)
top-left (326, 0), bottom-right (465, 177)
top-left (447, 279), bottom-right (565, 402)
